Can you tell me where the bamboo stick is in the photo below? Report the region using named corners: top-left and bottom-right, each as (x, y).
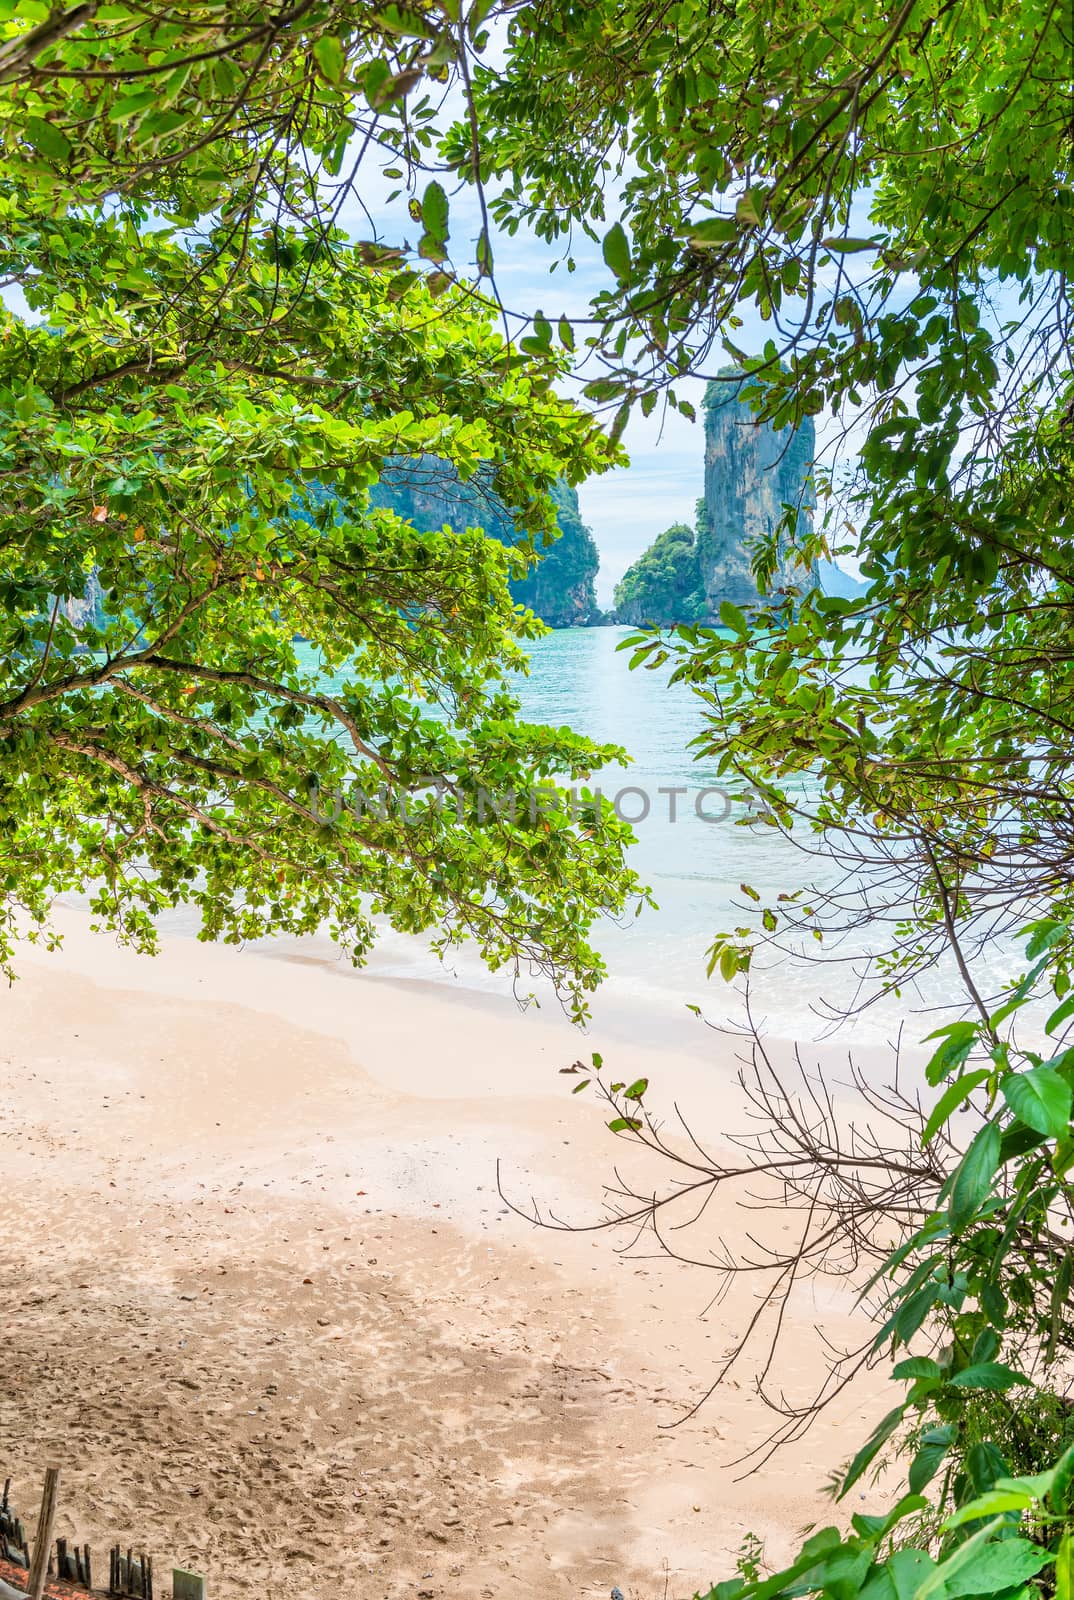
top-left (27, 1466), bottom-right (59, 1600)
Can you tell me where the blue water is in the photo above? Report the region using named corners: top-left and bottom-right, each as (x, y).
top-left (345, 627), bottom-right (1019, 1047)
top-left (109, 626), bottom-right (994, 1047)
top-left (322, 626), bottom-right (864, 1043)
top-left (507, 626), bottom-right (805, 992)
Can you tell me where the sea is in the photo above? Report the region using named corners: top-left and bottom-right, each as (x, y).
top-left (81, 625), bottom-right (1015, 1055)
top-left (289, 626), bottom-right (978, 1052)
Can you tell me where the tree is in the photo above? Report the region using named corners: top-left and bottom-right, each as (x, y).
top-left (0, 10), bottom-right (647, 1012)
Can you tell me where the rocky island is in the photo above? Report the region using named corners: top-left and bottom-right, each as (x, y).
top-left (368, 461), bottom-right (600, 628)
top-left (616, 373), bottom-right (818, 627)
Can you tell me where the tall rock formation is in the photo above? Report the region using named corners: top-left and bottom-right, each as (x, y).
top-left (510, 480), bottom-right (600, 627)
top-left (613, 374), bottom-right (817, 625)
top-left (61, 570), bottom-right (108, 631)
top-left (367, 460), bottom-right (599, 627)
top-left (697, 370), bottom-right (816, 610)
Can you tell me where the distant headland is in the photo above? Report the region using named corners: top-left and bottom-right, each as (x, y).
top-left (366, 376), bottom-right (861, 630)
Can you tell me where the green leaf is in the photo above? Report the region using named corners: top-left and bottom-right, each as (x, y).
top-left (838, 1404), bottom-right (906, 1497)
top-left (922, 1070), bottom-right (990, 1144)
top-left (909, 1434), bottom-right (952, 1493)
top-left (418, 232), bottom-right (448, 263)
top-left (687, 216), bottom-right (738, 245)
top-left (312, 35), bottom-right (345, 82)
top-left (108, 88), bottom-right (158, 120)
top-left (893, 1284), bottom-right (939, 1344)
top-left (938, 1538), bottom-right (1052, 1597)
top-left (971, 1326), bottom-right (1000, 1363)
top-left (1002, 1066), bottom-right (1072, 1138)
top-left (852, 1494), bottom-right (928, 1546)
top-left (602, 221), bottom-right (631, 281)
top-left (584, 378), bottom-right (625, 403)
top-left (1045, 991), bottom-right (1074, 1034)
top-left (421, 180), bottom-right (449, 243)
top-left (736, 189), bottom-right (763, 226)
top-left (999, 1123), bottom-right (1048, 1163)
top-left (888, 1548), bottom-right (935, 1600)
top-left (719, 600), bottom-right (748, 634)
top-left (994, 1468), bottom-right (1058, 1499)
top-left (980, 1280), bottom-right (1007, 1325)
top-left (821, 236), bottom-right (881, 253)
top-left (607, 1115), bottom-right (642, 1133)
top-left (558, 316), bottom-right (575, 351)
top-left (945, 1488), bottom-right (1034, 1526)
top-left (24, 115), bottom-right (72, 162)
top-left (960, 1446), bottom-right (1011, 1491)
top-left (1048, 1442), bottom-right (1074, 1513)
top-left (1025, 918), bottom-right (1069, 960)
top-left (363, 57), bottom-right (393, 107)
top-left (380, 4), bottom-right (435, 36)
top-left (948, 1123), bottom-right (1000, 1230)
top-left (624, 1077), bottom-right (648, 1099)
top-left (892, 1356), bottom-right (942, 1381)
top-left (947, 1361), bottom-right (1031, 1391)
top-left (924, 1020), bottom-right (978, 1086)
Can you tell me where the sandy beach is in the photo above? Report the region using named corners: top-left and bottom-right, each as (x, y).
top-left (0, 910), bottom-right (885, 1599)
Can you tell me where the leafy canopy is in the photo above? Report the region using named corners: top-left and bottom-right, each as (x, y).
top-left (0, 3), bottom-right (648, 1010)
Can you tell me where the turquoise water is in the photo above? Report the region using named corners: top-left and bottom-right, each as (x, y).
top-left (339, 626), bottom-right (855, 1042)
top-left (348, 627), bottom-right (1017, 1047)
top-left (132, 625), bottom-right (971, 1046)
top-left (508, 626), bottom-right (803, 988)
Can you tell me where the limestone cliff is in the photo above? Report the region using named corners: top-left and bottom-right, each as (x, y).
top-left (613, 372), bottom-right (817, 626)
top-left (61, 570), bottom-right (108, 632)
top-left (698, 371), bottom-right (816, 609)
top-left (367, 461), bottom-right (599, 627)
top-left (511, 480), bottom-right (600, 628)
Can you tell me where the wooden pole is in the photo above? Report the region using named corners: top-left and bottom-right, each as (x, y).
top-left (27, 1466), bottom-right (59, 1600)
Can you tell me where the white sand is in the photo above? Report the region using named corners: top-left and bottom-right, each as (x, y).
top-left (0, 910), bottom-right (886, 1598)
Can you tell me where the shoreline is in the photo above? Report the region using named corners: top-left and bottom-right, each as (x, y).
top-left (1, 910), bottom-right (886, 1598)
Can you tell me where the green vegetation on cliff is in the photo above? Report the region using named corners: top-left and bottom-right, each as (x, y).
top-left (614, 514), bottom-right (706, 626)
top-left (369, 463), bottom-right (599, 627)
top-left (515, 480), bottom-right (600, 628)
